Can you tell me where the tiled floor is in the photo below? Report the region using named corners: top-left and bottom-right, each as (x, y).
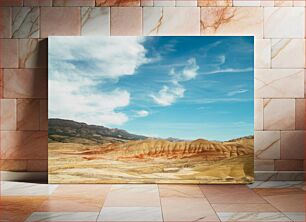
top-left (0, 181), bottom-right (305, 222)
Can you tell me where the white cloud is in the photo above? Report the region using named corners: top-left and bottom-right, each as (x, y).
top-left (135, 110), bottom-right (150, 117)
top-left (227, 89), bottom-right (248, 96)
top-left (48, 37), bottom-right (150, 126)
top-left (151, 58), bottom-right (199, 106)
top-left (218, 55), bottom-right (226, 65)
top-left (170, 58), bottom-right (199, 81)
top-left (151, 83), bottom-right (185, 106)
top-left (203, 67), bottom-right (253, 75)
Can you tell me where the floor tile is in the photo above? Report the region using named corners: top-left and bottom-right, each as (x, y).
top-left (283, 212), bottom-right (305, 221)
top-left (255, 188), bottom-right (305, 212)
top-left (1, 181), bottom-right (58, 196)
top-left (37, 196), bottom-right (104, 212)
top-left (103, 184), bottom-right (160, 207)
top-left (25, 212), bottom-right (99, 221)
top-left (200, 185), bottom-right (266, 204)
top-left (212, 203), bottom-right (278, 212)
top-left (161, 197), bottom-right (219, 221)
top-left (97, 207), bottom-right (163, 221)
top-left (158, 184), bottom-right (204, 198)
top-left (248, 181), bottom-right (304, 189)
top-left (52, 184), bottom-right (111, 198)
top-left (217, 212), bottom-right (291, 221)
top-left (0, 196), bottom-right (47, 221)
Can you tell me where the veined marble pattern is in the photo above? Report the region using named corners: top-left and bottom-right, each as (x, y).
top-left (12, 7), bottom-right (39, 38)
top-left (255, 69), bottom-right (304, 98)
top-left (200, 7), bottom-right (263, 37)
top-left (198, 0), bottom-right (232, 6)
top-left (271, 39), bottom-right (305, 68)
top-left (98, 207), bottom-right (163, 221)
top-left (1, 181), bottom-right (58, 196)
top-left (19, 39), bottom-right (47, 68)
top-left (0, 182), bottom-right (303, 222)
top-left (264, 7), bottom-right (305, 38)
top-left (143, 7), bottom-right (200, 35)
top-left (217, 212), bottom-right (291, 221)
top-left (247, 181), bottom-right (304, 189)
top-left (25, 212), bottom-right (99, 221)
top-left (283, 212), bottom-right (305, 222)
top-left (263, 99), bottom-right (295, 130)
top-left (81, 7), bottom-right (110, 36)
top-left (254, 131), bottom-right (280, 160)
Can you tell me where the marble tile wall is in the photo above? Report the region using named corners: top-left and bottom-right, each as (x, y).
top-left (0, 0), bottom-right (304, 180)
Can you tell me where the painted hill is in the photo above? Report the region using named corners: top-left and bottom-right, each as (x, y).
top-left (48, 118), bottom-right (147, 144)
top-left (78, 137), bottom-right (253, 161)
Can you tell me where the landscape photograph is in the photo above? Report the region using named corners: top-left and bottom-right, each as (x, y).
top-left (48, 36), bottom-right (254, 184)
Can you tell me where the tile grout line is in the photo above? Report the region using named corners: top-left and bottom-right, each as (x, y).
top-left (198, 185), bottom-right (222, 222)
top-left (157, 184), bottom-right (165, 222)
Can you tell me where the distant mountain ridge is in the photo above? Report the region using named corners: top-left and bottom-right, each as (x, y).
top-left (48, 118), bottom-right (147, 144)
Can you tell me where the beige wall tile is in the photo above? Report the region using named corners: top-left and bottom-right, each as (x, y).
top-left (41, 7), bottom-right (80, 38)
top-left (53, 0), bottom-right (95, 6)
top-left (254, 131), bottom-right (280, 160)
top-left (255, 39), bottom-right (271, 68)
top-left (24, 0), bottom-right (52, 6)
top-left (275, 160), bottom-right (304, 171)
top-left (233, 0), bottom-right (260, 6)
top-left (264, 7), bottom-right (305, 38)
top-left (255, 99), bottom-right (263, 130)
top-left (272, 39), bottom-right (305, 68)
top-left (0, 99), bottom-right (16, 131)
top-left (200, 7), bottom-right (263, 38)
top-left (111, 7), bottom-right (142, 36)
top-left (0, 69), bottom-right (3, 98)
top-left (12, 7), bottom-right (39, 38)
top-left (17, 99), bottom-right (40, 130)
top-left (0, 7), bottom-right (11, 38)
top-left (81, 7), bottom-right (110, 36)
top-left (141, 0), bottom-right (153, 6)
top-left (154, 0), bottom-right (175, 6)
top-left (254, 160), bottom-right (274, 171)
top-left (176, 0), bottom-right (197, 6)
top-left (27, 159), bottom-right (48, 172)
top-left (274, 0), bottom-right (293, 6)
top-left (19, 39), bottom-right (47, 68)
top-left (263, 99), bottom-right (295, 130)
top-left (143, 7), bottom-right (200, 35)
top-left (0, 0), bottom-right (22, 6)
top-left (255, 69), bottom-right (304, 98)
top-left (40, 99), bottom-right (48, 130)
top-left (3, 69), bottom-right (47, 99)
top-left (198, 0), bottom-right (232, 6)
top-left (0, 159), bottom-right (27, 171)
top-left (260, 0), bottom-right (274, 6)
top-left (293, 0), bottom-right (306, 6)
top-left (295, 99), bottom-right (305, 130)
top-left (0, 39), bottom-right (18, 68)
top-left (0, 131), bottom-right (48, 159)
top-left (280, 131), bottom-right (304, 159)
top-left (96, 0), bottom-right (140, 6)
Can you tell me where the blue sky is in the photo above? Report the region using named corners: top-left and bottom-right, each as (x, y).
top-left (49, 36), bottom-right (254, 141)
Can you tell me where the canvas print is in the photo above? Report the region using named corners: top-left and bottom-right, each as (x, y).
top-left (48, 36), bottom-right (254, 184)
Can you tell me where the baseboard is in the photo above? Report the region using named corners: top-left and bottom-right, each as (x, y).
top-left (1, 171), bottom-right (304, 183)
top-left (1, 171), bottom-right (48, 183)
top-left (255, 171), bottom-right (305, 181)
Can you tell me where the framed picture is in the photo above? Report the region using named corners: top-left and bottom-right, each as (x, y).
top-left (48, 36), bottom-right (254, 184)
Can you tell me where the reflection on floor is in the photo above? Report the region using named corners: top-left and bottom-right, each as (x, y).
top-left (0, 181), bottom-right (304, 221)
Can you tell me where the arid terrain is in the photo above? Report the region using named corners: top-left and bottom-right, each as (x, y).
top-left (48, 119), bottom-right (254, 184)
